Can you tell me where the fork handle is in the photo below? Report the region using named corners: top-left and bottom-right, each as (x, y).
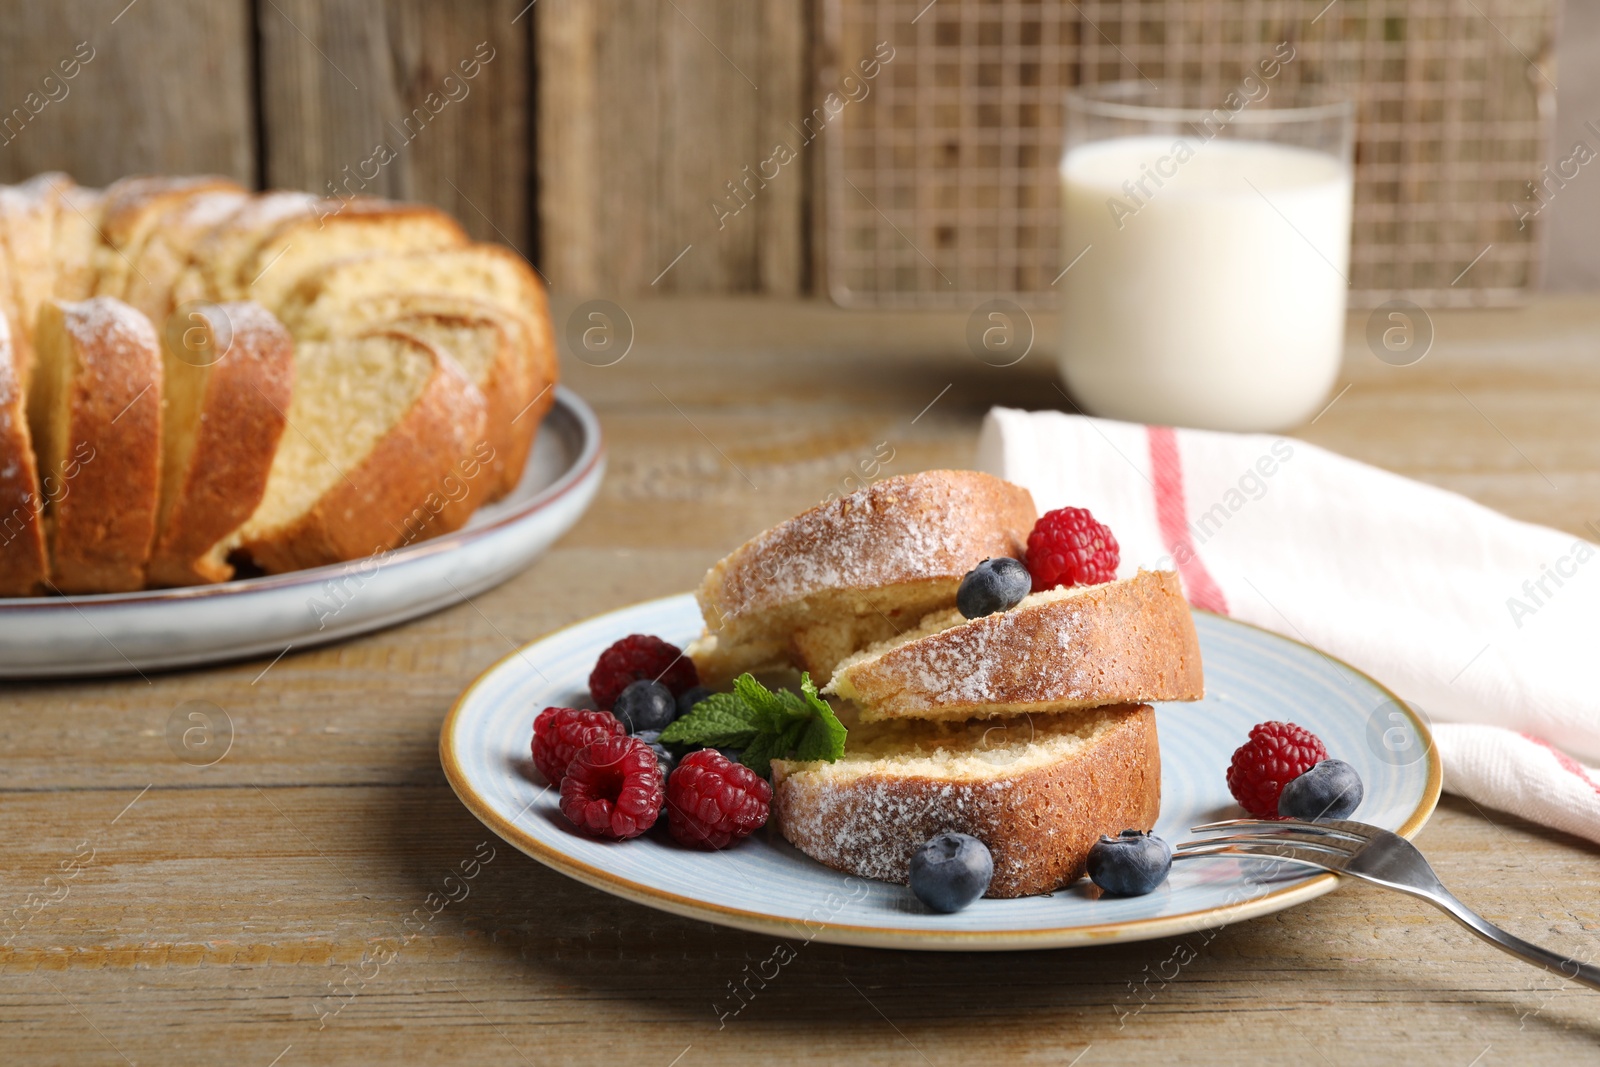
top-left (1419, 887), bottom-right (1600, 992)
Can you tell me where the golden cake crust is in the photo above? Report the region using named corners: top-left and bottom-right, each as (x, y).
top-left (145, 302), bottom-right (295, 587)
top-left (335, 292), bottom-right (548, 502)
top-left (771, 704), bottom-right (1162, 898)
top-left (828, 569), bottom-right (1205, 722)
top-left (692, 470), bottom-right (1038, 683)
top-left (34, 297), bottom-right (163, 593)
top-left (237, 331), bottom-right (488, 573)
top-left (0, 315), bottom-right (47, 595)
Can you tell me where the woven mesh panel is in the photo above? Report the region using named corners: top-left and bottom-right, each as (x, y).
top-left (823, 0), bottom-right (1558, 308)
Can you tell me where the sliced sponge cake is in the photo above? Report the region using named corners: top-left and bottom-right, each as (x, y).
top-left (235, 331), bottom-right (487, 573)
top-left (122, 189), bottom-right (249, 323)
top-left (689, 470), bottom-right (1038, 685)
top-left (276, 244), bottom-right (552, 347)
top-left (93, 175), bottom-right (243, 301)
top-left (370, 297), bottom-right (547, 500)
top-left (0, 314), bottom-right (47, 596)
top-left (275, 247), bottom-right (558, 481)
top-left (50, 182), bottom-right (106, 302)
top-left (235, 200), bottom-right (469, 312)
top-left (825, 569), bottom-right (1203, 723)
top-left (771, 704), bottom-right (1161, 898)
top-left (0, 174), bottom-right (68, 388)
top-left (146, 302), bottom-right (294, 587)
top-left (172, 190), bottom-right (320, 307)
top-left (29, 297), bottom-right (163, 593)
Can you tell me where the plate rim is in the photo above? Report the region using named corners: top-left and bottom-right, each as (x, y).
top-left (0, 385), bottom-right (603, 612)
top-left (440, 595), bottom-right (1442, 951)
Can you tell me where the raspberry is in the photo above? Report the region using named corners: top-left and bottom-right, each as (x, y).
top-left (666, 750), bottom-right (771, 850)
top-left (559, 735), bottom-right (665, 840)
top-left (1226, 721), bottom-right (1330, 818)
top-left (589, 634), bottom-right (699, 711)
top-left (532, 707), bottom-right (626, 786)
top-left (1025, 507), bottom-right (1120, 592)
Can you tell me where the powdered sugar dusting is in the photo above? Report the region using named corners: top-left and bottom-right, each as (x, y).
top-left (835, 570), bottom-right (1202, 719)
top-left (772, 706), bottom-right (1156, 895)
top-left (64, 297), bottom-right (158, 354)
top-left (708, 470), bottom-right (1034, 619)
top-left (176, 190), bottom-right (250, 230)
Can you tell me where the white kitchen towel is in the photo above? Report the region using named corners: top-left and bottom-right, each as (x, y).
top-left (977, 407), bottom-right (1600, 845)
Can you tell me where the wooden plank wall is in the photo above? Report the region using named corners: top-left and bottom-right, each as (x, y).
top-left (0, 0), bottom-right (255, 185)
top-left (536, 0), bottom-right (811, 294)
top-left (257, 0), bottom-right (531, 251)
top-left (0, 0), bottom-right (815, 296)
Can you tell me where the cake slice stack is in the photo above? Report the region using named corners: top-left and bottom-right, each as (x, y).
top-left (686, 470), bottom-right (1204, 899)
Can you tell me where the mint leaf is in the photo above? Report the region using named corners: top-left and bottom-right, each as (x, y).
top-left (666, 673), bottom-right (849, 776)
top-left (659, 692), bottom-right (759, 747)
top-left (741, 719), bottom-right (807, 778)
top-left (794, 675), bottom-right (848, 762)
top-left (738, 731), bottom-right (784, 778)
top-left (732, 673), bottom-right (799, 731)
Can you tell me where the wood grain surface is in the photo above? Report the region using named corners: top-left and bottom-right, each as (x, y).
top-left (4, 297), bottom-right (1600, 1064)
top-left (0, 0), bottom-right (254, 185)
top-left (257, 0), bottom-right (531, 247)
top-left (536, 0), bottom-right (810, 295)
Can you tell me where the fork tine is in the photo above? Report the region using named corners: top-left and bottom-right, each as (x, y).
top-left (1180, 831), bottom-right (1361, 855)
top-left (1172, 840), bottom-right (1346, 871)
top-left (1190, 818), bottom-right (1369, 842)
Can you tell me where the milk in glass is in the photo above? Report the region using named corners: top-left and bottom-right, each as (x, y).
top-left (1059, 135), bottom-right (1352, 431)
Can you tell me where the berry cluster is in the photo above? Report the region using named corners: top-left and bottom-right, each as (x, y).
top-left (1225, 720), bottom-right (1364, 820)
top-left (532, 634), bottom-right (769, 849)
top-left (1225, 721), bottom-right (1329, 819)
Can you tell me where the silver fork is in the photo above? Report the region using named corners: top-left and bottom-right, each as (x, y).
top-left (1176, 818), bottom-right (1600, 991)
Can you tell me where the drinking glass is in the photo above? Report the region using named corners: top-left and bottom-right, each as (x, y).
top-left (1059, 80), bottom-right (1355, 431)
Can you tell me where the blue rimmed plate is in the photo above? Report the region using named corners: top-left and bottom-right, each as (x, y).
top-left (0, 387), bottom-right (603, 678)
top-left (441, 596), bottom-right (1440, 951)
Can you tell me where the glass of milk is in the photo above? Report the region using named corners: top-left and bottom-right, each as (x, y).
top-left (1059, 82), bottom-right (1355, 431)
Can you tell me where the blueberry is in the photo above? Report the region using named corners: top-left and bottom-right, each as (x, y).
top-left (634, 730), bottom-right (675, 776)
top-left (1278, 759), bottom-right (1363, 820)
top-left (676, 684), bottom-right (714, 719)
top-left (909, 832), bottom-right (993, 913)
top-left (956, 557), bottom-right (1032, 619)
top-left (612, 679), bottom-right (677, 733)
top-left (1087, 829), bottom-right (1172, 896)
top-left (714, 746), bottom-right (743, 765)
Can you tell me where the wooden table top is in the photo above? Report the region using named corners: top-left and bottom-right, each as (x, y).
top-left (5, 295), bottom-right (1599, 1064)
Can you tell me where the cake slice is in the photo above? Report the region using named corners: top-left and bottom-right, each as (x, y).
top-left (28, 297), bottom-right (163, 593)
top-left (770, 704), bottom-right (1161, 898)
top-left (350, 295), bottom-right (547, 499)
top-left (274, 246), bottom-right (558, 480)
top-left (276, 244), bottom-right (553, 344)
top-left (235, 331), bottom-right (487, 573)
top-left (93, 175), bottom-right (243, 300)
top-left (0, 193), bottom-right (23, 391)
top-left (50, 182), bottom-right (106, 301)
top-left (233, 200), bottom-right (469, 312)
top-left (0, 174), bottom-right (67, 388)
top-left (145, 302), bottom-right (295, 587)
top-left (122, 188), bottom-right (249, 323)
top-left (0, 314), bottom-right (48, 596)
top-left (825, 569), bottom-right (1203, 723)
top-left (689, 470), bottom-right (1038, 685)
top-left (172, 190), bottom-right (321, 306)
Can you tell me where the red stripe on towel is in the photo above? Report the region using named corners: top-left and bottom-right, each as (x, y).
top-left (1520, 732), bottom-right (1600, 799)
top-left (1146, 425), bottom-right (1229, 614)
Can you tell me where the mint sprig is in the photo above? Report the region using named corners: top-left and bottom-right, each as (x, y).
top-left (661, 672), bottom-right (847, 777)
